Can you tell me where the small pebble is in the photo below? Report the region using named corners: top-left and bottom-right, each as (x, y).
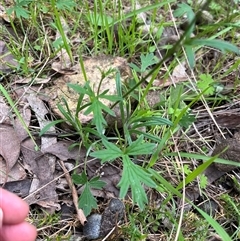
top-left (83, 214), bottom-right (102, 240)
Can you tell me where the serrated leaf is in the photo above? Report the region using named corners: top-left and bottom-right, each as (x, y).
top-left (56, 0), bottom-right (76, 10)
top-left (199, 174), bottom-right (208, 189)
top-left (72, 172), bottom-right (88, 185)
top-left (90, 149), bottom-right (120, 162)
top-left (173, 3), bottom-right (195, 21)
top-left (129, 63), bottom-right (141, 73)
top-left (90, 140), bottom-right (122, 162)
top-left (197, 74), bottom-right (215, 96)
top-left (78, 183), bottom-right (98, 216)
top-left (67, 83), bottom-right (89, 95)
top-left (118, 155), bottom-right (156, 210)
top-left (179, 113), bottom-right (195, 128)
top-left (102, 139), bottom-right (122, 152)
top-left (140, 53), bottom-right (157, 72)
top-left (89, 176), bottom-right (106, 189)
top-left (125, 135), bottom-right (156, 156)
top-left (98, 101), bottom-right (115, 116)
top-left (84, 100), bottom-right (107, 134)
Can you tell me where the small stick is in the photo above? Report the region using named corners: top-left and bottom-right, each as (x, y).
top-left (58, 160), bottom-right (87, 225)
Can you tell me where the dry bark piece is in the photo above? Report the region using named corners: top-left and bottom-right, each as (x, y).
top-left (215, 113), bottom-right (240, 128)
top-left (212, 132), bottom-right (240, 172)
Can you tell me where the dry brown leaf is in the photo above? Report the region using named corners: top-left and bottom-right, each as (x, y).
top-left (153, 62), bottom-right (188, 87)
top-left (0, 156), bottom-right (26, 185)
top-left (0, 40), bottom-right (18, 73)
top-left (27, 94), bottom-right (57, 150)
top-left (42, 140), bottom-right (86, 161)
top-left (84, 159), bottom-right (121, 198)
top-left (51, 62), bottom-right (78, 74)
top-left (21, 138), bottom-right (58, 208)
top-left (0, 96), bottom-right (11, 124)
top-left (14, 107), bottom-right (31, 141)
top-left (171, 62), bottom-right (188, 82)
top-left (0, 124), bottom-right (20, 170)
top-left (2, 179), bottom-right (31, 197)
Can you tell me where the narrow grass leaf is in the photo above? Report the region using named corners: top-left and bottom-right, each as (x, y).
top-left (150, 169), bottom-right (182, 197)
top-left (99, 94), bottom-right (122, 102)
top-left (131, 116), bottom-right (173, 127)
top-left (195, 205), bottom-right (232, 241)
top-left (184, 45), bottom-right (195, 68)
top-left (57, 103), bottom-right (72, 122)
top-left (39, 119), bottom-right (65, 136)
top-left (176, 155), bottom-right (217, 190)
top-left (190, 39), bottom-right (240, 54)
top-left (68, 83), bottom-right (89, 95)
top-left (167, 152), bottom-right (240, 168)
top-left (0, 84), bottom-right (38, 149)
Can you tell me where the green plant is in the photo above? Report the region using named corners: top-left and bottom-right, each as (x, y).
top-left (0, 84), bottom-right (38, 150)
top-left (72, 172), bottom-right (106, 216)
top-left (197, 73), bottom-right (215, 96)
top-left (173, 2), bottom-right (240, 68)
top-left (90, 135), bottom-right (157, 210)
top-left (50, 0), bottom-right (75, 63)
top-left (4, 0), bottom-right (240, 239)
top-left (7, 0), bottom-right (33, 19)
top-left (68, 81), bottom-right (122, 135)
top-left (129, 53), bottom-right (158, 75)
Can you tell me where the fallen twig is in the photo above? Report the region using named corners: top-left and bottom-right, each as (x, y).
top-left (59, 159), bottom-right (87, 225)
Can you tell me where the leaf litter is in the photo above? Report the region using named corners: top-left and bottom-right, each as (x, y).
top-left (0, 0), bottom-right (240, 240)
